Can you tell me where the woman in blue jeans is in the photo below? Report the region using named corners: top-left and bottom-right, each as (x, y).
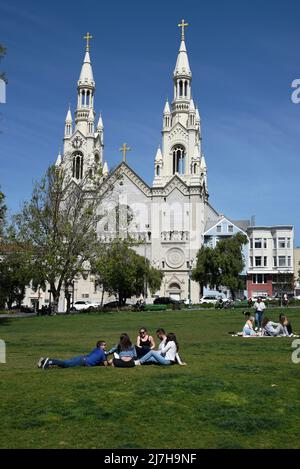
top-left (134, 333), bottom-right (180, 366)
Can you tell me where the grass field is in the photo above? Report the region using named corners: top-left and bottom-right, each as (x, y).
top-left (1, 308), bottom-right (300, 449)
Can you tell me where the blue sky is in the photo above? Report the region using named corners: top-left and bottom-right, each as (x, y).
top-left (0, 0), bottom-right (300, 244)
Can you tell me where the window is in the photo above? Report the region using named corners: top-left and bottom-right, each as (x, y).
top-left (273, 238), bottom-right (277, 249)
top-left (250, 239), bottom-right (253, 249)
top-left (254, 238), bottom-right (262, 249)
top-left (184, 80), bottom-right (188, 97)
top-left (278, 256), bottom-right (286, 267)
top-left (179, 80), bottom-right (183, 97)
top-left (253, 274), bottom-right (267, 284)
top-left (264, 256), bottom-right (267, 267)
top-left (250, 257), bottom-right (253, 267)
top-left (228, 225), bottom-right (233, 233)
top-left (287, 238), bottom-right (291, 248)
top-left (72, 152), bottom-right (83, 179)
top-left (216, 225), bottom-right (221, 233)
top-left (172, 145), bottom-right (185, 175)
top-left (255, 257), bottom-right (262, 267)
top-left (288, 256), bottom-right (291, 267)
top-left (273, 256), bottom-right (277, 267)
top-left (264, 239), bottom-right (267, 249)
top-left (278, 238), bottom-right (286, 249)
top-left (162, 261), bottom-right (165, 268)
top-left (156, 165), bottom-right (160, 176)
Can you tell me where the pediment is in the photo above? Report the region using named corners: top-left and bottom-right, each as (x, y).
top-left (168, 122), bottom-right (189, 142)
top-left (99, 162), bottom-right (151, 198)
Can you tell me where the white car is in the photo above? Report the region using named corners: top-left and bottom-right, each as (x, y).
top-left (199, 296), bottom-right (219, 304)
top-left (72, 300), bottom-right (100, 311)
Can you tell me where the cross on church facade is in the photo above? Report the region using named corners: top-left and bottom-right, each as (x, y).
top-left (178, 19), bottom-right (189, 40)
top-left (120, 143), bottom-right (131, 162)
top-left (84, 32), bottom-right (93, 51)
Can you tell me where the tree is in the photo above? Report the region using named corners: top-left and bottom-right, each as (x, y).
top-left (191, 246), bottom-right (220, 296)
top-left (0, 245), bottom-right (32, 309)
top-left (215, 233), bottom-right (248, 299)
top-left (0, 43), bottom-right (7, 84)
top-left (192, 233), bottom-right (248, 298)
top-left (13, 166), bottom-right (104, 313)
top-left (92, 239), bottom-right (163, 305)
top-left (0, 187), bottom-right (6, 239)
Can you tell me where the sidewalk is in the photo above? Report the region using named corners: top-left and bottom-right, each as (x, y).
top-left (0, 312), bottom-right (37, 319)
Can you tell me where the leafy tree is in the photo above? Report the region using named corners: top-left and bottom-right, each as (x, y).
top-left (192, 233), bottom-right (248, 298)
top-left (0, 187), bottom-right (6, 239)
top-left (0, 43), bottom-right (7, 84)
top-left (0, 243), bottom-right (32, 309)
top-left (215, 233), bottom-right (248, 299)
top-left (92, 239), bottom-right (163, 305)
top-left (13, 166), bottom-right (104, 313)
top-left (191, 246), bottom-right (220, 296)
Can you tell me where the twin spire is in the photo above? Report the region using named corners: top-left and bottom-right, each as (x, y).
top-left (174, 19), bottom-right (191, 77)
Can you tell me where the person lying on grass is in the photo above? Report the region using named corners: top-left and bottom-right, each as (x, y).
top-left (262, 317), bottom-right (290, 337)
top-left (37, 341), bottom-right (108, 369)
top-left (106, 333), bottom-right (137, 368)
top-left (135, 332), bottom-right (186, 366)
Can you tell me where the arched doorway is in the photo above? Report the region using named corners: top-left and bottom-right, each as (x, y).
top-left (168, 282), bottom-right (181, 301)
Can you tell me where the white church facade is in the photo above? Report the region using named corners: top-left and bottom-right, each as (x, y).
top-left (24, 24), bottom-right (295, 310)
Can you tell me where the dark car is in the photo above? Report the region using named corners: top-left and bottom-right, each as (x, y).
top-left (153, 296), bottom-right (182, 309)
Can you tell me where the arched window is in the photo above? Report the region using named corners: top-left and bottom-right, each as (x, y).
top-left (172, 145), bottom-right (185, 175)
top-left (179, 80), bottom-right (183, 97)
top-left (72, 152), bottom-right (83, 179)
top-left (193, 163), bottom-right (197, 174)
top-left (81, 90), bottom-right (85, 106)
top-left (86, 90), bottom-right (90, 106)
top-left (184, 80), bottom-right (188, 97)
top-left (94, 153), bottom-right (100, 164)
top-left (156, 165), bottom-right (160, 176)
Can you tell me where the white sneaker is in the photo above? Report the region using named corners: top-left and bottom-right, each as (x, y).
top-left (37, 357), bottom-right (44, 368)
top-left (134, 360), bottom-right (141, 366)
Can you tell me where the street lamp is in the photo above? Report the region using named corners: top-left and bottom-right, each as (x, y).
top-left (188, 268), bottom-right (192, 309)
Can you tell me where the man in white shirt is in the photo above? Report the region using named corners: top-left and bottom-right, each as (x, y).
top-left (253, 297), bottom-right (266, 330)
top-left (156, 328), bottom-right (167, 350)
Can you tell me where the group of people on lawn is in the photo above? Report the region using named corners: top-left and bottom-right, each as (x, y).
top-left (38, 328), bottom-right (186, 370)
top-left (242, 297), bottom-right (295, 337)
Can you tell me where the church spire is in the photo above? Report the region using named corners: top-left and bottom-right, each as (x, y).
top-left (64, 105), bottom-right (73, 138)
top-left (173, 20), bottom-right (192, 101)
top-left (153, 20), bottom-right (207, 190)
top-left (75, 33), bottom-right (95, 134)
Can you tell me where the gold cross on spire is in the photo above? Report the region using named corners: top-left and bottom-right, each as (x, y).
top-left (178, 19), bottom-right (189, 40)
top-left (84, 32), bottom-right (93, 51)
top-left (120, 143), bottom-right (131, 162)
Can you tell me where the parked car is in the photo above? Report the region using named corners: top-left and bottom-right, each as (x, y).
top-left (102, 301), bottom-right (121, 310)
top-left (153, 297), bottom-right (181, 305)
top-left (71, 300), bottom-right (97, 311)
top-left (199, 296), bottom-right (219, 304)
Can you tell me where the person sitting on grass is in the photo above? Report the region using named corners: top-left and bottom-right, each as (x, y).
top-left (135, 332), bottom-right (185, 366)
top-left (262, 317), bottom-right (289, 337)
top-left (106, 333), bottom-right (137, 368)
top-left (38, 340), bottom-right (108, 369)
top-left (242, 312), bottom-right (258, 337)
top-left (135, 327), bottom-right (156, 358)
top-left (279, 314), bottom-right (293, 336)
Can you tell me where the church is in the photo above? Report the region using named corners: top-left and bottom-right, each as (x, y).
top-left (25, 22), bottom-right (294, 309)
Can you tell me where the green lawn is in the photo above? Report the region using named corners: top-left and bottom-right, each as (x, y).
top-left (1, 308), bottom-right (300, 449)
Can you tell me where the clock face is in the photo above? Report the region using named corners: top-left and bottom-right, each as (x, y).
top-left (72, 137), bottom-right (82, 149)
